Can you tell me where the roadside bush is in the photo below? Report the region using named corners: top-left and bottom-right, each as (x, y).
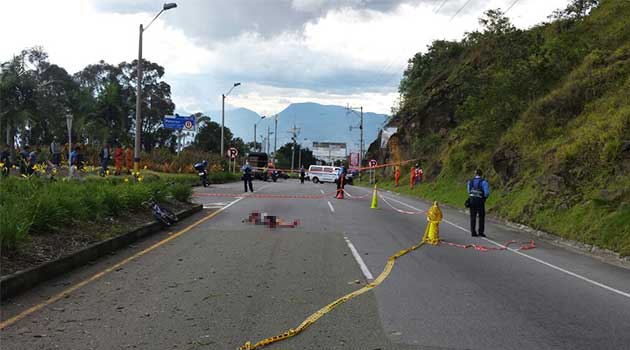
top-left (0, 172), bottom-right (202, 249)
top-left (169, 183), bottom-right (193, 202)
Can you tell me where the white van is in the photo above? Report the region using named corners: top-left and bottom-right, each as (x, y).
top-left (307, 165), bottom-right (339, 183)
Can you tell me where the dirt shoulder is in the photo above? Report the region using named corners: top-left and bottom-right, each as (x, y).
top-left (1, 201), bottom-right (195, 277)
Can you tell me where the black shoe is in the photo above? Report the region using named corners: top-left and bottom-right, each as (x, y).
top-left (471, 233), bottom-right (478, 237)
top-left (478, 233), bottom-right (486, 237)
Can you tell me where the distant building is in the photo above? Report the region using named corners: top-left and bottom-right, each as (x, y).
top-left (312, 142), bottom-right (347, 165)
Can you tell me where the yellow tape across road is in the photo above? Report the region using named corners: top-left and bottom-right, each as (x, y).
top-left (239, 240), bottom-right (426, 350)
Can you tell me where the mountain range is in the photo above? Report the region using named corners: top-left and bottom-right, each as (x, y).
top-left (206, 102), bottom-right (389, 153)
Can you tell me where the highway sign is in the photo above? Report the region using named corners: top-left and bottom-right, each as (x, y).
top-left (227, 147), bottom-right (239, 159)
top-left (163, 115), bottom-right (195, 130)
top-left (349, 153), bottom-right (359, 167)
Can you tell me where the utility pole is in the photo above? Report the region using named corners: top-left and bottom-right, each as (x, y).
top-left (360, 106), bottom-right (363, 166)
top-left (273, 114), bottom-right (278, 163)
top-left (347, 105), bottom-right (364, 179)
top-left (266, 125), bottom-right (271, 155)
top-left (288, 123), bottom-right (301, 173)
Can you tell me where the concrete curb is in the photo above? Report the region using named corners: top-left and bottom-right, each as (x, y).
top-left (0, 204), bottom-right (203, 300)
top-left (372, 186), bottom-right (630, 270)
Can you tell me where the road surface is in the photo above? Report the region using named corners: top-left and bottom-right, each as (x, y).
top-left (1, 179), bottom-right (629, 349)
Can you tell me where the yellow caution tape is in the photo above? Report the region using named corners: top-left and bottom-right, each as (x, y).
top-left (239, 240), bottom-right (427, 350)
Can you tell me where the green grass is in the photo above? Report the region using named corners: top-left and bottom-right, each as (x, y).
top-left (0, 171), bottom-right (239, 250)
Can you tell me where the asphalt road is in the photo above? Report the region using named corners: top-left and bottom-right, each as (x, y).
top-left (1, 179), bottom-right (629, 350)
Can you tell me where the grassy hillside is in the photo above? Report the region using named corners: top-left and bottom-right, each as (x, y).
top-left (368, 0), bottom-right (630, 256)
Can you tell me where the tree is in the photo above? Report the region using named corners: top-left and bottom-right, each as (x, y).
top-left (74, 60), bottom-right (133, 145)
top-left (193, 120), bottom-right (233, 153)
top-left (551, 0), bottom-right (599, 21)
top-left (273, 142), bottom-right (317, 169)
top-left (120, 60), bottom-right (175, 150)
top-left (0, 51), bottom-right (36, 150)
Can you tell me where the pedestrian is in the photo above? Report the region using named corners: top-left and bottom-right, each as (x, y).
top-left (70, 146), bottom-right (80, 178)
top-left (50, 137), bottom-right (62, 167)
top-left (414, 164), bottom-right (423, 184)
top-left (409, 166), bottom-right (416, 189)
top-left (242, 161), bottom-right (254, 192)
top-left (99, 143), bottom-right (111, 176)
top-left (0, 144), bottom-right (10, 176)
top-left (27, 146), bottom-right (38, 175)
top-left (76, 145), bottom-right (85, 171)
top-left (394, 167), bottom-right (400, 187)
top-left (467, 169), bottom-right (490, 237)
top-left (125, 145), bottom-right (133, 175)
top-left (336, 162), bottom-right (347, 198)
top-left (300, 166), bottom-right (305, 184)
top-left (19, 146), bottom-right (29, 175)
top-left (114, 144), bottom-right (123, 176)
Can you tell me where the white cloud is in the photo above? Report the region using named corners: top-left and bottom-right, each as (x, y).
top-left (1, 0), bottom-right (571, 118)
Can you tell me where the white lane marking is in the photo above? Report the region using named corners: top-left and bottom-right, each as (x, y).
top-left (320, 189), bottom-right (325, 194)
top-left (344, 237), bottom-right (374, 280)
top-left (380, 194), bottom-right (426, 212)
top-left (380, 193), bottom-right (630, 299)
top-left (222, 197), bottom-right (245, 209)
top-left (482, 238), bottom-right (630, 299)
top-left (200, 190), bottom-right (250, 210)
top-left (327, 201), bottom-right (335, 213)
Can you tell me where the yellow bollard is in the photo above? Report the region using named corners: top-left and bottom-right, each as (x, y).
top-left (422, 201), bottom-right (443, 245)
top-left (370, 184), bottom-right (378, 209)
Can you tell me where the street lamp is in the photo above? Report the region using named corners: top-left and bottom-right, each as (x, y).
top-left (221, 82), bottom-right (241, 157)
top-left (134, 2), bottom-right (177, 173)
top-left (254, 115), bottom-right (266, 152)
top-left (66, 113), bottom-right (73, 179)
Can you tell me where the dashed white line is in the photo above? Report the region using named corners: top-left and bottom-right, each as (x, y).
top-left (379, 193), bottom-right (630, 299)
top-left (327, 201), bottom-right (335, 213)
top-left (344, 237), bottom-right (374, 280)
top-left (320, 189), bottom-right (325, 194)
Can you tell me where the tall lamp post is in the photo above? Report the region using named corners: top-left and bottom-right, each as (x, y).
top-left (221, 82), bottom-right (241, 157)
top-left (254, 115), bottom-right (266, 152)
top-left (134, 3), bottom-right (177, 173)
top-left (66, 113), bottom-right (73, 179)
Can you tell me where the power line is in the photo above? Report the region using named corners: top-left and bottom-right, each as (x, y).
top-left (434, 0), bottom-right (449, 13)
top-left (505, 0), bottom-right (520, 14)
top-left (450, 0), bottom-right (474, 21)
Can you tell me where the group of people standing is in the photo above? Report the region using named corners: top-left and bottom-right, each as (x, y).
top-left (97, 144), bottom-right (134, 176)
top-left (0, 140), bottom-right (136, 178)
top-left (393, 163), bottom-right (423, 189)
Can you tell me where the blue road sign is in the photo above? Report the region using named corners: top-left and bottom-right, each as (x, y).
top-left (163, 115), bottom-right (195, 130)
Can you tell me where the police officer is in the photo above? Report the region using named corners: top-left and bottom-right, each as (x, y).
top-left (467, 169), bottom-right (490, 237)
top-left (299, 166), bottom-right (305, 184)
top-left (242, 161), bottom-right (254, 192)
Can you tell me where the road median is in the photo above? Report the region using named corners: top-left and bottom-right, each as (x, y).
top-left (0, 204), bottom-right (202, 300)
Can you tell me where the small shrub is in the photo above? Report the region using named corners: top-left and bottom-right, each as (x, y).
top-left (169, 183), bottom-right (192, 202)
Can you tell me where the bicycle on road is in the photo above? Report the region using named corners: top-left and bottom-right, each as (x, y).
top-left (143, 196), bottom-right (178, 226)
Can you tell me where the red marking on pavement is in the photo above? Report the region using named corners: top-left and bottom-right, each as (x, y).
top-left (440, 240), bottom-right (536, 252)
top-left (194, 191), bottom-right (339, 199)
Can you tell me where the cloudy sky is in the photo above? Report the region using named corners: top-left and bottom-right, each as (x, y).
top-left (1, 0), bottom-right (570, 116)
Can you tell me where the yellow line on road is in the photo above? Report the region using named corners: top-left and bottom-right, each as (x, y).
top-left (0, 198), bottom-right (243, 330)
